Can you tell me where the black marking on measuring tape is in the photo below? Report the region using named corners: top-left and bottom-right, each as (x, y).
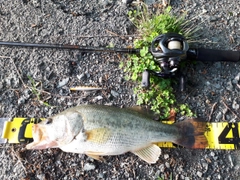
top-left (18, 118), bottom-right (32, 143)
top-left (18, 118), bottom-right (43, 143)
top-left (218, 123), bottom-right (240, 149)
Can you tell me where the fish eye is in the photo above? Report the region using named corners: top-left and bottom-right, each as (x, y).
top-left (46, 118), bottom-right (53, 125)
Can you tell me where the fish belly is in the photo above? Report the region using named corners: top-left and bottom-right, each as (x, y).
top-left (59, 129), bottom-right (149, 155)
top-left (60, 125), bottom-right (177, 156)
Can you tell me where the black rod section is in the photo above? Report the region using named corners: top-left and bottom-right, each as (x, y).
top-left (187, 48), bottom-right (240, 62)
top-left (0, 41), bottom-right (140, 54)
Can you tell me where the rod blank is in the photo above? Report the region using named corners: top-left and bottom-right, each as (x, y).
top-left (0, 41), bottom-right (140, 54)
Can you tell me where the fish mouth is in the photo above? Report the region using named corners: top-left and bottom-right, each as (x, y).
top-left (26, 124), bottom-right (58, 150)
top-left (26, 124), bottom-right (44, 149)
top-left (32, 124), bottom-right (43, 142)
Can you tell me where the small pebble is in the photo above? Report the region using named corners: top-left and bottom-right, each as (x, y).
top-left (77, 73), bottom-right (85, 80)
top-left (163, 154), bottom-right (169, 159)
top-left (197, 171), bottom-right (202, 178)
top-left (213, 83), bottom-right (220, 89)
top-left (209, 16), bottom-right (218, 22)
top-left (145, 0), bottom-right (155, 5)
top-left (232, 99), bottom-right (239, 110)
top-left (210, 152), bottom-right (215, 157)
top-left (227, 154), bottom-right (234, 168)
top-left (67, 102), bottom-right (73, 106)
top-left (83, 163), bottom-right (96, 171)
top-left (86, 73), bottom-right (91, 78)
top-left (213, 62), bottom-right (221, 69)
top-left (225, 115), bottom-right (231, 120)
top-left (0, 81), bottom-right (3, 89)
top-left (202, 162), bottom-right (208, 171)
top-left (36, 174), bottom-right (45, 180)
top-left (99, 76), bottom-right (103, 83)
top-left (216, 112), bottom-right (222, 121)
top-left (18, 96), bottom-right (26, 105)
top-left (232, 73), bottom-right (240, 84)
top-left (159, 164), bottom-right (165, 172)
top-left (98, 173), bottom-right (104, 179)
top-left (122, 0), bottom-right (133, 4)
top-left (226, 81), bottom-right (233, 91)
top-left (205, 81), bottom-right (211, 86)
top-left (57, 77), bottom-right (69, 88)
top-left (94, 95), bottom-right (103, 101)
top-left (165, 162), bottom-right (170, 168)
top-left (111, 90), bottom-right (119, 98)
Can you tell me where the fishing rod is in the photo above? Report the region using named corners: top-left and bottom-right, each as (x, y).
top-left (0, 33), bottom-right (239, 90)
top-left (0, 41), bottom-right (140, 54)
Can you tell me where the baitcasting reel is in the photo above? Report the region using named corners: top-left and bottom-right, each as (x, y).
top-left (141, 33), bottom-right (189, 90)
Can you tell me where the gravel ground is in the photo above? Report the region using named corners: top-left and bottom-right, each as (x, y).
top-left (0, 0), bottom-right (239, 179)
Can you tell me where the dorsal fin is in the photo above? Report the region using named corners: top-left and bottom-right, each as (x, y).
top-left (128, 106), bottom-right (159, 120)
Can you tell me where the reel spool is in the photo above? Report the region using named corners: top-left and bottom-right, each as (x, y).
top-left (142, 33), bottom-right (189, 89)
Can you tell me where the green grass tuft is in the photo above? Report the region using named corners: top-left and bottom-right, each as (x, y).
top-left (123, 5), bottom-right (197, 119)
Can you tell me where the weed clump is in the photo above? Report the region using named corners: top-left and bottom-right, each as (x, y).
top-left (121, 5), bottom-right (197, 119)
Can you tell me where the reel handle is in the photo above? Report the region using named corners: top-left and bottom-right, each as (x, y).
top-left (141, 70), bottom-right (150, 88)
top-left (187, 48), bottom-right (240, 62)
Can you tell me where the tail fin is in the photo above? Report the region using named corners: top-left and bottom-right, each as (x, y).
top-left (174, 118), bottom-right (208, 149)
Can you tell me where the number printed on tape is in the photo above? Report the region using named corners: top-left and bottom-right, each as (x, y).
top-left (206, 122), bottom-right (240, 149)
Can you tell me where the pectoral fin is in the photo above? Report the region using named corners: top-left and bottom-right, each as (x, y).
top-left (86, 153), bottom-right (105, 162)
top-left (86, 128), bottom-right (111, 144)
top-left (132, 144), bottom-right (161, 164)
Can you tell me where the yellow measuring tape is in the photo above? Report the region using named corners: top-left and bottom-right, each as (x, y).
top-left (1, 118), bottom-right (43, 143)
top-left (1, 118), bottom-right (240, 149)
top-left (157, 121), bottom-right (240, 149)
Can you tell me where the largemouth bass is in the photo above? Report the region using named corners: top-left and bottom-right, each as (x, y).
top-left (26, 105), bottom-right (208, 164)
